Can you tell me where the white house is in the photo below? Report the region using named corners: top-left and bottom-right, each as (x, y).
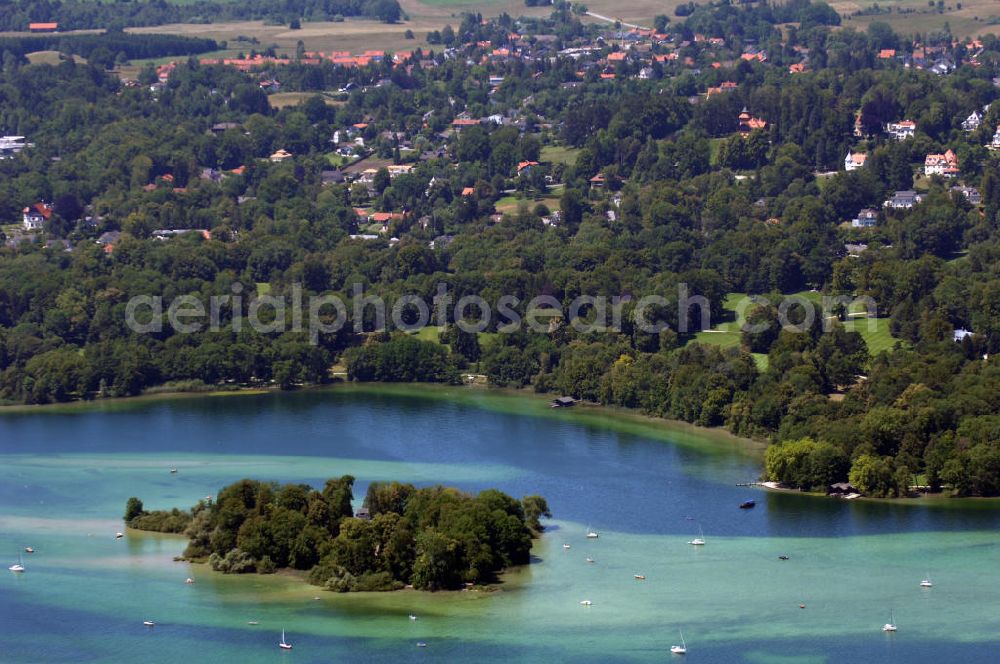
top-left (962, 110), bottom-right (982, 132)
top-left (989, 125), bottom-right (1000, 150)
top-left (852, 208), bottom-right (879, 228)
top-left (844, 151), bottom-right (867, 171)
top-left (22, 202), bottom-right (52, 230)
top-left (886, 120), bottom-right (916, 141)
top-left (0, 135), bottom-right (28, 159)
top-left (924, 149), bottom-right (959, 177)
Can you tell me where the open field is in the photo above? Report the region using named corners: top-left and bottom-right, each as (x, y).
top-left (25, 50), bottom-right (86, 65)
top-left (844, 316), bottom-right (902, 355)
top-left (831, 0), bottom-right (1000, 39)
top-left (540, 144), bottom-right (580, 166)
top-left (684, 291), bottom-right (901, 366)
top-left (128, 19), bottom-right (440, 57)
top-left (343, 156), bottom-right (393, 174)
top-left (267, 91), bottom-right (345, 109)
top-left (494, 194), bottom-right (560, 214)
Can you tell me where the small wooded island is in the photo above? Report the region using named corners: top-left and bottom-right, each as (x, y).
top-left (125, 476), bottom-right (550, 592)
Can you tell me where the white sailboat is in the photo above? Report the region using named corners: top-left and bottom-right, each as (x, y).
top-left (279, 629), bottom-right (293, 649)
top-left (920, 574), bottom-right (933, 588)
top-left (882, 610), bottom-right (897, 632)
top-left (688, 525), bottom-right (705, 546)
top-left (8, 553), bottom-right (24, 573)
top-left (670, 629), bottom-right (687, 654)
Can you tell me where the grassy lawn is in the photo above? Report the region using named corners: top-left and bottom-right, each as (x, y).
top-left (412, 326), bottom-right (444, 342)
top-left (325, 152), bottom-right (353, 168)
top-left (689, 292), bottom-right (746, 350)
top-left (685, 290), bottom-right (901, 361)
top-left (540, 144), bottom-right (581, 166)
top-left (495, 194), bottom-right (560, 215)
top-left (268, 92), bottom-right (345, 109)
top-left (844, 316), bottom-right (903, 355)
top-left (26, 50), bottom-right (87, 66)
top-left (709, 137), bottom-right (726, 166)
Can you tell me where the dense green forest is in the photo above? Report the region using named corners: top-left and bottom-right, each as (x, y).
top-left (128, 478), bottom-right (549, 591)
top-left (4, 3), bottom-right (1000, 496)
top-left (0, 0), bottom-right (403, 30)
top-left (0, 32), bottom-right (220, 62)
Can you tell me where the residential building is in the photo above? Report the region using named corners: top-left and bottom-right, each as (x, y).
top-left (844, 151), bottom-right (867, 172)
top-left (22, 202), bottom-right (52, 230)
top-left (924, 149), bottom-right (959, 177)
top-left (962, 110), bottom-right (983, 132)
top-left (886, 120), bottom-right (916, 141)
top-left (852, 208), bottom-right (879, 228)
top-left (951, 186), bottom-right (982, 205)
top-left (988, 125), bottom-right (1000, 150)
top-left (885, 190), bottom-right (923, 209)
top-left (0, 135), bottom-right (28, 159)
top-left (738, 108), bottom-right (767, 134)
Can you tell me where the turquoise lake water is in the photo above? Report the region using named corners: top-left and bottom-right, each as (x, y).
top-left (1, 386), bottom-right (1000, 663)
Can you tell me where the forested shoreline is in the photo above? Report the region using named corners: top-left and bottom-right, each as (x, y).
top-left (3, 3), bottom-right (1000, 496)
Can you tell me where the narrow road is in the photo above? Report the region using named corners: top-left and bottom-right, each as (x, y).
top-left (584, 11), bottom-right (651, 31)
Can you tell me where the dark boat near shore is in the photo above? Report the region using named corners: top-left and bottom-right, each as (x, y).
top-left (739, 500), bottom-right (756, 509)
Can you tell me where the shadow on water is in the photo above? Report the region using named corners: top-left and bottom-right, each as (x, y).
top-left (764, 489), bottom-right (1000, 537)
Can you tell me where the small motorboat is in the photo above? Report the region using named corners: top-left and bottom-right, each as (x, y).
top-left (585, 557), bottom-right (594, 564)
top-left (416, 642), bottom-right (428, 648)
top-left (586, 530), bottom-right (599, 539)
top-left (24, 547), bottom-right (34, 554)
top-left (185, 578), bottom-right (195, 584)
top-left (739, 500), bottom-right (756, 509)
top-left (562, 544), bottom-right (571, 550)
top-left (778, 555), bottom-right (789, 560)
top-left (579, 600), bottom-right (592, 606)
top-left (799, 604), bottom-right (806, 609)
top-left (634, 574), bottom-right (646, 580)
top-left (143, 621), bottom-right (155, 627)
top-left (408, 614), bottom-right (417, 621)
top-left (920, 574), bottom-right (933, 588)
top-left (169, 468), bottom-right (178, 474)
top-left (115, 532), bottom-right (124, 539)
top-left (247, 621), bottom-right (259, 625)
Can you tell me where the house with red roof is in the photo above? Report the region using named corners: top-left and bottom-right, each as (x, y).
top-left (925, 149), bottom-right (959, 177)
